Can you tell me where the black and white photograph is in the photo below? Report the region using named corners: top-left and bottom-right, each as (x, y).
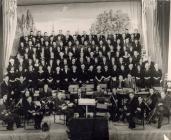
top-left (0, 0), bottom-right (170, 139)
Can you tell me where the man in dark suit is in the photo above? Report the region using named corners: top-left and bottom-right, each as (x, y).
top-left (125, 93), bottom-right (137, 129)
top-left (109, 88), bottom-right (119, 121)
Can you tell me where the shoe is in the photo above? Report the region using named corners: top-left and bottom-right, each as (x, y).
top-left (7, 127), bottom-right (14, 130)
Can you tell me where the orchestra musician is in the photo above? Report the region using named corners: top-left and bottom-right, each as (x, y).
top-left (145, 88), bottom-right (159, 123)
top-left (22, 96), bottom-right (43, 129)
top-left (0, 97), bottom-right (14, 130)
top-left (1, 75), bottom-right (11, 97)
top-left (52, 92), bottom-right (74, 125)
top-left (94, 85), bottom-right (104, 98)
top-left (156, 91), bottom-right (171, 128)
top-left (134, 96), bottom-right (146, 121)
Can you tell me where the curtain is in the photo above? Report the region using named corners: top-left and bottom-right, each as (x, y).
top-left (129, 0), bottom-right (142, 32)
top-left (141, 0), bottom-right (162, 69)
top-left (167, 0), bottom-right (171, 80)
top-left (2, 0), bottom-right (17, 74)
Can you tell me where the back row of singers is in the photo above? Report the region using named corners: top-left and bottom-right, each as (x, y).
top-left (20, 29), bottom-right (140, 47)
top-left (18, 38), bottom-right (142, 61)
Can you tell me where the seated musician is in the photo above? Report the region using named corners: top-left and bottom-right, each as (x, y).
top-left (118, 75), bottom-right (126, 89)
top-left (0, 98), bottom-right (14, 130)
top-left (53, 93), bottom-right (74, 125)
top-left (145, 88), bottom-right (159, 123)
top-left (94, 85), bottom-right (104, 98)
top-left (109, 88), bottom-right (119, 121)
top-left (124, 74), bottom-right (135, 89)
top-left (1, 95), bottom-right (21, 129)
top-left (22, 96), bottom-right (43, 129)
top-left (147, 88), bottom-right (158, 111)
top-left (156, 91), bottom-right (171, 128)
top-left (1, 75), bottom-right (11, 97)
top-left (135, 96), bottom-right (146, 120)
top-left (40, 84), bottom-right (52, 99)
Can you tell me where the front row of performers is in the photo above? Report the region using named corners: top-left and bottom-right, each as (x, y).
top-left (0, 85), bottom-right (170, 130)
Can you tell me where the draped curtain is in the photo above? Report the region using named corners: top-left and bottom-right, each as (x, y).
top-left (141, 0), bottom-right (162, 68)
top-left (168, 0), bottom-right (171, 80)
top-left (2, 0), bottom-right (17, 74)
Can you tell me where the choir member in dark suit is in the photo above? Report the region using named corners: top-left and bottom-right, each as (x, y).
top-left (78, 64), bottom-right (88, 85)
top-left (26, 65), bottom-right (37, 90)
top-left (134, 65), bottom-right (144, 89)
top-left (61, 65), bottom-right (70, 91)
top-left (70, 66), bottom-right (78, 84)
top-left (87, 65), bottom-right (95, 83)
top-left (125, 29), bottom-right (131, 40)
top-left (65, 30), bottom-right (73, 44)
top-left (45, 66), bottom-right (55, 90)
top-left (95, 66), bottom-right (103, 86)
top-left (8, 67), bottom-right (16, 90)
top-left (36, 31), bottom-right (42, 43)
top-left (16, 76), bottom-right (27, 98)
top-left (118, 65), bottom-right (127, 79)
top-left (143, 63), bottom-right (152, 88)
top-left (54, 67), bottom-right (62, 90)
top-left (103, 65), bottom-right (111, 87)
top-left (110, 65), bottom-right (118, 89)
top-left (133, 29), bottom-right (140, 40)
top-left (133, 39), bottom-right (141, 54)
top-left (152, 64), bottom-right (162, 87)
top-left (132, 51), bottom-right (140, 64)
top-left (18, 42), bottom-right (25, 56)
top-left (37, 65), bottom-right (45, 89)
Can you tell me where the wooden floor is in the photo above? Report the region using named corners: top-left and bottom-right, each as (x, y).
top-left (0, 116), bottom-right (171, 140)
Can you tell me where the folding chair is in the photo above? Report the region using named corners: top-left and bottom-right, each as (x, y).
top-left (134, 112), bottom-right (145, 130)
top-left (68, 84), bottom-right (79, 94)
top-left (85, 84), bottom-right (94, 98)
top-left (95, 102), bottom-right (109, 119)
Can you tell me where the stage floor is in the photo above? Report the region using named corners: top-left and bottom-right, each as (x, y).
top-left (0, 116), bottom-right (171, 140)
